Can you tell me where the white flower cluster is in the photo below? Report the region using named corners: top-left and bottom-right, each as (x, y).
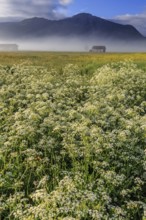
top-left (0, 61), bottom-right (146, 219)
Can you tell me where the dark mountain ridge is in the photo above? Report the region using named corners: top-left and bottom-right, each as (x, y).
top-left (0, 13), bottom-right (144, 41)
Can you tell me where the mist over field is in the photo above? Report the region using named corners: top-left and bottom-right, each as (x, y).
top-left (0, 36), bottom-right (146, 52)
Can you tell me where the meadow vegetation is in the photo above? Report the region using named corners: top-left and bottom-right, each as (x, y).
top-left (0, 53), bottom-right (146, 219)
top-left (1, 52), bottom-right (146, 71)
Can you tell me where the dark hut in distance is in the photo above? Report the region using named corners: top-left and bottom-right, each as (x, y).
top-left (90, 45), bottom-right (106, 53)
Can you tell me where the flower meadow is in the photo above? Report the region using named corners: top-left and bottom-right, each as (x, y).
top-left (0, 61), bottom-right (146, 219)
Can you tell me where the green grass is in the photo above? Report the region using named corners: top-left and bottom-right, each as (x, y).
top-left (0, 51), bottom-right (146, 70)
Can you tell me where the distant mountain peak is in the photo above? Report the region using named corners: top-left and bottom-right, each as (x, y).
top-left (72, 13), bottom-right (101, 20)
top-left (73, 13), bottom-right (93, 17)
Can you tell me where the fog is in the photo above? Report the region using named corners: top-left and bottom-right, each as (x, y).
top-left (0, 36), bottom-right (146, 52)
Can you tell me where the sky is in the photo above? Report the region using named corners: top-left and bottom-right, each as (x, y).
top-left (0, 0), bottom-right (146, 35)
top-left (68, 0), bottom-right (146, 18)
top-left (0, 0), bottom-right (145, 20)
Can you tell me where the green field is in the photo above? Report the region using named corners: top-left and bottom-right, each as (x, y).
top-left (0, 52), bottom-right (146, 219)
top-left (1, 51), bottom-right (146, 69)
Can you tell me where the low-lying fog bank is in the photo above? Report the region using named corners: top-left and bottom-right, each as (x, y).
top-left (0, 37), bottom-right (146, 52)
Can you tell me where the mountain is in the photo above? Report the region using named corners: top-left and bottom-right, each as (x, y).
top-left (0, 13), bottom-right (146, 50)
top-left (0, 13), bottom-right (144, 41)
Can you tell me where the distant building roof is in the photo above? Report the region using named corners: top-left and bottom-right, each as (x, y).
top-left (90, 45), bottom-right (106, 52)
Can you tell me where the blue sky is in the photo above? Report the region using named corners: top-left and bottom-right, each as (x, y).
top-left (67, 0), bottom-right (146, 18)
top-left (0, 0), bottom-right (146, 21)
top-left (0, 0), bottom-right (145, 19)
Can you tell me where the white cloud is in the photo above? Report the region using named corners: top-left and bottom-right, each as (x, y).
top-left (116, 13), bottom-right (146, 20)
top-left (59, 0), bottom-right (73, 6)
top-left (113, 13), bottom-right (146, 36)
top-left (0, 0), bottom-right (73, 20)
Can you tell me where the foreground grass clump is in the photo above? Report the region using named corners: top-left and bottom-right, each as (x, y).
top-left (0, 61), bottom-right (146, 219)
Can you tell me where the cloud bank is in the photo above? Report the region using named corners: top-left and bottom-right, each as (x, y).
top-left (113, 13), bottom-right (146, 36)
top-left (0, 0), bottom-right (73, 21)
